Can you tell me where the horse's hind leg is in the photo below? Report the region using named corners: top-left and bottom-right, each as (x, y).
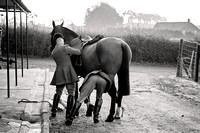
top-left (115, 94), bottom-right (124, 119)
top-left (105, 82), bottom-right (117, 122)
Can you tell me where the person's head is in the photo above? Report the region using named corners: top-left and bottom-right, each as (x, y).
top-left (56, 37), bottom-right (64, 45)
top-left (53, 33), bottom-right (65, 42)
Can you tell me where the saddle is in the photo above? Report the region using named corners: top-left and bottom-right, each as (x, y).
top-left (70, 35), bottom-right (104, 77)
top-left (82, 34), bottom-right (104, 46)
top-left (70, 34), bottom-right (104, 51)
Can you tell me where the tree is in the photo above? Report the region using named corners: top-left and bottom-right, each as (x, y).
top-left (84, 2), bottom-right (123, 29)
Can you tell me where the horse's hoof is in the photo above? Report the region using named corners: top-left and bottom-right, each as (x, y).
top-left (52, 112), bottom-right (56, 117)
top-left (75, 111), bottom-right (79, 117)
top-left (94, 119), bottom-right (100, 123)
top-left (114, 116), bottom-right (120, 119)
top-left (105, 116), bottom-right (114, 122)
top-left (86, 112), bottom-right (92, 117)
top-left (50, 113), bottom-right (56, 119)
top-left (114, 112), bottom-right (120, 119)
top-left (65, 120), bottom-right (73, 126)
top-left (114, 106), bottom-right (125, 119)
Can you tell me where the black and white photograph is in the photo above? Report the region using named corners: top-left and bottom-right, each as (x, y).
top-left (0, 0), bottom-right (200, 132)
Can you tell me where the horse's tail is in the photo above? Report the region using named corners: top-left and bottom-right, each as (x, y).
top-left (117, 42), bottom-right (132, 96)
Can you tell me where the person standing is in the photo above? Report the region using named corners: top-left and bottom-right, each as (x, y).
top-left (50, 33), bottom-right (81, 119)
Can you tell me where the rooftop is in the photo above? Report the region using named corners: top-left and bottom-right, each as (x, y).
top-left (0, 0), bottom-right (31, 13)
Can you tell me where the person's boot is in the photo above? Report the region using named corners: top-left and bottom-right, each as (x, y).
top-left (65, 95), bottom-right (74, 119)
top-left (51, 94), bottom-right (60, 117)
top-left (65, 101), bottom-right (82, 126)
top-left (86, 104), bottom-right (94, 117)
top-left (93, 99), bottom-right (103, 123)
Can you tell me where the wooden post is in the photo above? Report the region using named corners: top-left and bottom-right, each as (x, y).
top-left (194, 43), bottom-right (200, 82)
top-left (176, 39), bottom-right (183, 77)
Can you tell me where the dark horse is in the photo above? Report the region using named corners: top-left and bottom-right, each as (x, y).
top-left (50, 21), bottom-right (132, 122)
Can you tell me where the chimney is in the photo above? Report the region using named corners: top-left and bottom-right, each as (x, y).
top-left (188, 19), bottom-right (190, 23)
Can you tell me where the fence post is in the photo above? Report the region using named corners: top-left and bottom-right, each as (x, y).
top-left (194, 43), bottom-right (200, 82)
top-left (176, 39), bottom-right (183, 77)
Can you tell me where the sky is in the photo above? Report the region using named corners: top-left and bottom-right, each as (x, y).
top-left (23, 0), bottom-right (200, 26)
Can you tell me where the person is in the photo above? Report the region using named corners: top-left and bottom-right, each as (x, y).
top-left (50, 33), bottom-right (81, 119)
top-left (65, 70), bottom-right (111, 126)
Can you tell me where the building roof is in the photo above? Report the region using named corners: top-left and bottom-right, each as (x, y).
top-left (0, 0), bottom-right (31, 13)
top-left (153, 20), bottom-right (200, 32)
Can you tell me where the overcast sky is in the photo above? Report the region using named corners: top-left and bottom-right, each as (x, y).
top-left (23, 0), bottom-right (200, 26)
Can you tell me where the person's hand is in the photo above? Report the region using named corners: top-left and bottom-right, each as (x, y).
top-left (65, 43), bottom-right (69, 47)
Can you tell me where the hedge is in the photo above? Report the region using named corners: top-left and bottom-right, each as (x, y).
top-left (123, 35), bottom-right (179, 63)
top-left (1, 25), bottom-right (180, 64)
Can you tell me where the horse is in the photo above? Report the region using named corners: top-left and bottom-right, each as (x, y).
top-left (50, 21), bottom-right (132, 122)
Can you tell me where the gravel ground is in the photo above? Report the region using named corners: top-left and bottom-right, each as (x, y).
top-left (49, 64), bottom-right (200, 133)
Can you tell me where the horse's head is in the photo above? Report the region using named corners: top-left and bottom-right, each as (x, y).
top-left (50, 21), bottom-right (78, 52)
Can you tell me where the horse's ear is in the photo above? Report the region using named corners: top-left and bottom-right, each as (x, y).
top-left (61, 21), bottom-right (64, 27)
top-left (52, 21), bottom-right (56, 28)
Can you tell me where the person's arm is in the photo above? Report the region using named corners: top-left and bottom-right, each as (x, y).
top-left (65, 45), bottom-right (81, 55)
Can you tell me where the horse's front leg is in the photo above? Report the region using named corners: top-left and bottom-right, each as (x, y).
top-left (105, 83), bottom-right (117, 122)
